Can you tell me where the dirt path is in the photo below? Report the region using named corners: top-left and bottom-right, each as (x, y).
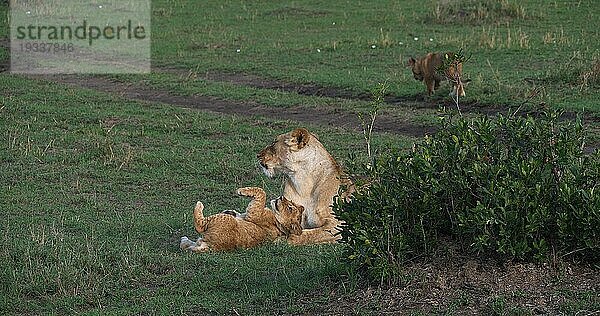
top-left (162, 66), bottom-right (505, 116)
top-left (4, 38), bottom-right (433, 136)
top-left (24, 70), bottom-right (600, 151)
top-left (31, 73), bottom-right (437, 137)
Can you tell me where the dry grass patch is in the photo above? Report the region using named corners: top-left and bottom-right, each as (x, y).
top-left (429, 0), bottom-right (528, 25)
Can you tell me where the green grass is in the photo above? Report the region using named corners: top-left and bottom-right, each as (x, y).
top-left (147, 0), bottom-right (599, 112)
top-left (1, 1), bottom-right (599, 314)
top-left (0, 74), bottom-right (405, 314)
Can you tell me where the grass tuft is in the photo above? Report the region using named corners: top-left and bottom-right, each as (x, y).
top-left (429, 0), bottom-right (528, 25)
top-left (579, 58), bottom-right (600, 91)
top-left (478, 25), bottom-right (529, 49)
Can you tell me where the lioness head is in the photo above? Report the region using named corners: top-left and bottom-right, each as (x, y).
top-left (257, 128), bottom-right (312, 177)
top-left (271, 196), bottom-right (304, 236)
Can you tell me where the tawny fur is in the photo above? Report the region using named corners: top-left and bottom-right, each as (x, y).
top-left (408, 52), bottom-right (467, 97)
top-left (256, 128), bottom-right (353, 245)
top-left (180, 187), bottom-right (304, 252)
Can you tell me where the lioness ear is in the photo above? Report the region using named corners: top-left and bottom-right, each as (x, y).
top-left (290, 128), bottom-right (310, 150)
top-left (407, 57), bottom-right (416, 67)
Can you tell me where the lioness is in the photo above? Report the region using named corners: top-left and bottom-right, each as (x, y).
top-left (180, 187), bottom-right (304, 252)
top-left (256, 128), bottom-right (351, 245)
top-left (408, 52), bottom-right (467, 97)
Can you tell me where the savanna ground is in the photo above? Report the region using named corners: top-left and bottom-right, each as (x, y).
top-left (1, 0), bottom-right (599, 315)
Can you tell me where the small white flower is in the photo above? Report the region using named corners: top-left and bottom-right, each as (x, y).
top-left (371, 45), bottom-right (376, 49)
top-left (399, 42), bottom-right (404, 45)
top-left (98, 5), bottom-right (103, 8)
top-left (317, 48), bottom-right (321, 52)
top-left (26, 11), bottom-right (31, 14)
top-left (414, 37), bottom-right (419, 41)
top-left (236, 49), bottom-right (241, 53)
top-left (332, 22), bottom-right (336, 25)
top-left (429, 38), bottom-right (433, 42)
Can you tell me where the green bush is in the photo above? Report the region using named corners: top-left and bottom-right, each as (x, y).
top-left (335, 112), bottom-right (599, 280)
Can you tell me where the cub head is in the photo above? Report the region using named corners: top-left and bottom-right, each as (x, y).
top-left (408, 57), bottom-right (424, 81)
top-left (256, 128), bottom-right (312, 177)
top-left (271, 196), bottom-right (304, 236)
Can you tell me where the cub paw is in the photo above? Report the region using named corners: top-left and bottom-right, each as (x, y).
top-left (237, 187), bottom-right (260, 196)
top-left (180, 236), bottom-right (195, 251)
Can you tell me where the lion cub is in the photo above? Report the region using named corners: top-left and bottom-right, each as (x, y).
top-left (180, 187), bottom-right (304, 252)
top-left (408, 52), bottom-right (467, 97)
